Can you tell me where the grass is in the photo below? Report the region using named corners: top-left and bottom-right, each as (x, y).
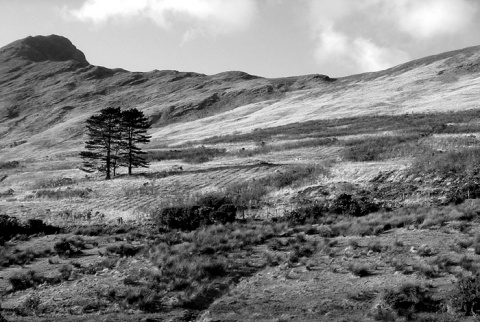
top-left (146, 146), bottom-right (227, 163)
top-left (31, 177), bottom-right (77, 189)
top-left (0, 247), bottom-right (52, 268)
top-left (342, 133), bottom-right (430, 162)
top-left (35, 188), bottom-right (92, 199)
top-left (200, 110), bottom-right (480, 145)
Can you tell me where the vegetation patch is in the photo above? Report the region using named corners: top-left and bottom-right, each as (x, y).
top-left (0, 216), bottom-right (61, 243)
top-left (146, 146), bottom-right (227, 163)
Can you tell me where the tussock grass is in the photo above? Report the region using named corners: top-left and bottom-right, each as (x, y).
top-left (0, 247), bottom-right (52, 268)
top-left (35, 188), bottom-right (92, 199)
top-left (146, 146), bottom-right (226, 163)
top-left (201, 110), bottom-right (480, 145)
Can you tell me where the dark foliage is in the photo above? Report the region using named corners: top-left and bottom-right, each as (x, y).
top-left (80, 107), bottom-right (123, 179)
top-left (452, 273), bottom-right (480, 316)
top-left (283, 204), bottom-right (324, 224)
top-left (383, 283), bottom-right (441, 320)
top-left (146, 146), bottom-right (226, 163)
top-left (0, 247), bottom-right (52, 267)
top-left (54, 236), bottom-right (86, 258)
top-left (9, 270), bottom-right (45, 291)
top-left (121, 108), bottom-right (151, 175)
top-left (0, 160), bottom-right (20, 170)
top-left (153, 202), bottom-right (236, 231)
top-left (106, 243), bottom-right (142, 257)
top-left (330, 193), bottom-right (378, 216)
top-left (0, 215), bottom-right (60, 242)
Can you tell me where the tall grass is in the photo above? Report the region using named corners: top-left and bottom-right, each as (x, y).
top-left (146, 146), bottom-right (227, 163)
top-left (200, 110), bottom-right (480, 145)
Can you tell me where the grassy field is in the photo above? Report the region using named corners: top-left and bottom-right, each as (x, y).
top-left (3, 109), bottom-right (480, 321)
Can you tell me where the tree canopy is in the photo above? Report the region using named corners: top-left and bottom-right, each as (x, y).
top-left (80, 107), bottom-right (151, 179)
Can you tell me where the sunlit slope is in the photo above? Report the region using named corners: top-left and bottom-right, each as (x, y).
top-left (152, 47), bottom-right (480, 144)
top-left (0, 35), bottom-right (479, 158)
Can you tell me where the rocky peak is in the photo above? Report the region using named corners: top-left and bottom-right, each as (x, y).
top-left (0, 34), bottom-right (89, 66)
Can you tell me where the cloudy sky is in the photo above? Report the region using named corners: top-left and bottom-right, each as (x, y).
top-left (1, 0), bottom-right (480, 77)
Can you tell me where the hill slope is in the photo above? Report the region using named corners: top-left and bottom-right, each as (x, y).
top-left (0, 34), bottom-right (479, 159)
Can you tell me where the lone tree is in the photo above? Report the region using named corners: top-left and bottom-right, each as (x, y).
top-left (80, 107), bottom-right (122, 180)
top-left (121, 108), bottom-right (151, 175)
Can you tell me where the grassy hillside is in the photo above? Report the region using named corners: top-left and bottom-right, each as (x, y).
top-left (1, 36), bottom-right (480, 321)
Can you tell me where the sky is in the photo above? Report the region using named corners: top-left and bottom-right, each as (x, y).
top-left (0, 0), bottom-right (480, 78)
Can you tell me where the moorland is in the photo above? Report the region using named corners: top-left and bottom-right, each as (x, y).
top-left (0, 35), bottom-right (480, 321)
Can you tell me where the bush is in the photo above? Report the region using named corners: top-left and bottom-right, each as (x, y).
top-left (382, 283), bottom-right (441, 320)
top-left (152, 195), bottom-right (236, 231)
top-left (0, 160), bottom-right (20, 169)
top-left (452, 273), bottom-right (480, 316)
top-left (330, 194), bottom-right (378, 217)
top-left (125, 287), bottom-right (164, 312)
top-left (106, 243), bottom-right (142, 257)
top-left (0, 247), bottom-right (52, 267)
top-left (0, 215), bottom-right (60, 242)
top-left (59, 264), bottom-right (73, 280)
top-left (283, 204), bottom-right (324, 225)
top-left (9, 270), bottom-right (45, 291)
top-left (54, 236), bottom-right (86, 258)
top-left (348, 263), bottom-right (373, 277)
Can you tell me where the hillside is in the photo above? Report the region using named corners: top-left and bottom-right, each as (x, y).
top-left (0, 35), bottom-right (479, 159)
top-left (0, 35), bottom-right (332, 160)
top-left (2, 35), bottom-right (480, 322)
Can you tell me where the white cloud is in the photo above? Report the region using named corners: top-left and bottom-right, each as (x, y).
top-left (307, 0), bottom-right (478, 75)
top-left (352, 38), bottom-right (409, 71)
top-left (65, 0), bottom-right (258, 37)
top-left (387, 0), bottom-right (477, 39)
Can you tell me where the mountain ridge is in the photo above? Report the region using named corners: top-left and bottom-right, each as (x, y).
top-left (0, 35), bottom-right (479, 160)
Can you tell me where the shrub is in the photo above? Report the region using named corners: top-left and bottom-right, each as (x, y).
top-left (330, 194), bottom-right (378, 217)
top-left (382, 283), bottom-right (440, 320)
top-left (0, 215), bottom-right (60, 242)
top-left (54, 236), bottom-right (86, 258)
top-left (152, 196), bottom-right (236, 231)
top-left (0, 160), bottom-right (20, 169)
top-left (283, 204), bottom-right (324, 225)
top-left (451, 273), bottom-right (480, 316)
top-left (348, 263), bottom-right (373, 277)
top-left (59, 264), bottom-right (73, 280)
top-left (106, 243), bottom-right (142, 257)
top-left (9, 270), bottom-right (45, 291)
top-left (0, 247), bottom-right (52, 267)
top-left (125, 287), bottom-right (164, 312)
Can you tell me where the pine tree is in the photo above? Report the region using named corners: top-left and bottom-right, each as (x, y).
top-left (80, 107), bottom-right (122, 180)
top-left (121, 108), bottom-right (151, 175)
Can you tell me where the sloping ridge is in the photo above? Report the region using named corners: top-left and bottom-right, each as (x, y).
top-left (0, 35), bottom-right (479, 159)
